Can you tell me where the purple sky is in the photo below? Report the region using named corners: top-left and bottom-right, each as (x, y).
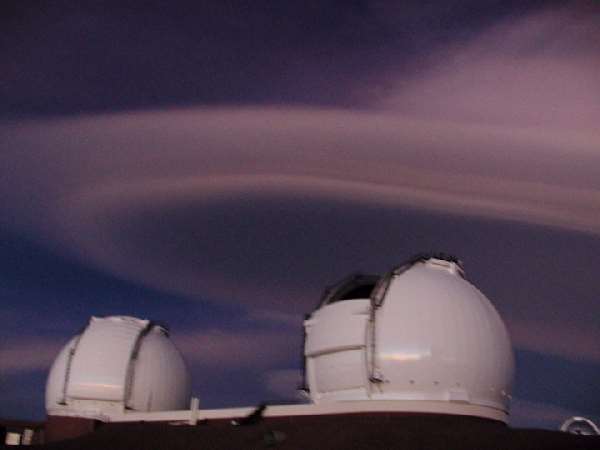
top-left (1, 0), bottom-right (599, 429)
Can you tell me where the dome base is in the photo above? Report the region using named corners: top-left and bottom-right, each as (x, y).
top-left (304, 399), bottom-right (509, 423)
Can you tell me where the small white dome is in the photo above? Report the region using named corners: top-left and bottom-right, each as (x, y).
top-left (304, 254), bottom-right (515, 421)
top-left (46, 316), bottom-right (191, 418)
top-left (560, 416), bottom-right (600, 435)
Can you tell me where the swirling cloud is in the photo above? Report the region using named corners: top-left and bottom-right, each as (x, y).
top-left (1, 108), bottom-right (599, 305)
top-left (0, 7), bottom-right (598, 357)
top-left (378, 8), bottom-right (600, 130)
top-left (0, 338), bottom-right (64, 374)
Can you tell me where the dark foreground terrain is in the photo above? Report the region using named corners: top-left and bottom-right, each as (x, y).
top-left (27, 414), bottom-right (600, 450)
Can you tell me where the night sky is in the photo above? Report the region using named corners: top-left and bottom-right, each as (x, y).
top-left (1, 0), bottom-right (599, 429)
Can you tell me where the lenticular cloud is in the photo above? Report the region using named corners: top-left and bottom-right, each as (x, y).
top-left (0, 7), bottom-right (599, 311)
top-left (378, 8), bottom-right (600, 132)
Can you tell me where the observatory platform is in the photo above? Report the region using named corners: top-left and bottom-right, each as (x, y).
top-left (32, 254), bottom-right (598, 447)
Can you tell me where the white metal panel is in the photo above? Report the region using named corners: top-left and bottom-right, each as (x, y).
top-left (304, 299), bottom-right (370, 401)
top-left (314, 350), bottom-right (366, 393)
top-left (374, 261), bottom-right (514, 412)
top-left (128, 329), bottom-right (191, 411)
top-left (66, 316), bottom-right (148, 402)
top-left (305, 300), bottom-right (370, 356)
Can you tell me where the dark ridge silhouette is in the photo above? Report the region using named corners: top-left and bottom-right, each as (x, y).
top-left (230, 403), bottom-right (267, 426)
top-left (34, 414), bottom-right (600, 450)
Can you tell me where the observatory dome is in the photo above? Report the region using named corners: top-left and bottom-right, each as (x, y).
top-left (303, 254), bottom-right (514, 422)
top-left (46, 316), bottom-right (191, 418)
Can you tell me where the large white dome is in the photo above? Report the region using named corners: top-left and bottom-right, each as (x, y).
top-left (304, 254), bottom-right (514, 422)
top-left (46, 316), bottom-right (191, 418)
